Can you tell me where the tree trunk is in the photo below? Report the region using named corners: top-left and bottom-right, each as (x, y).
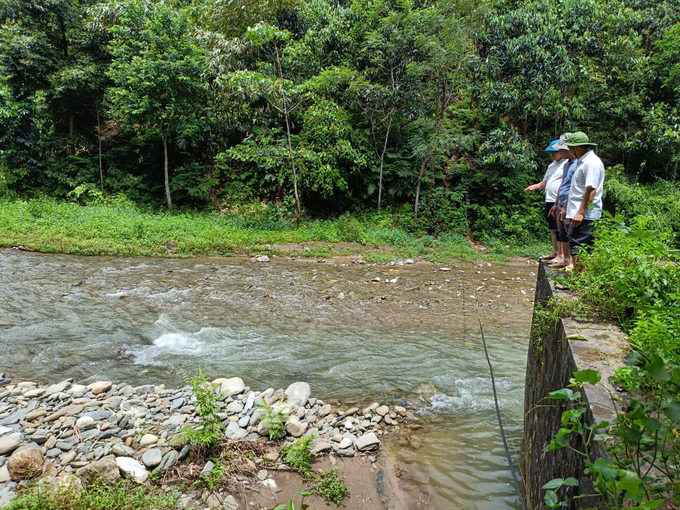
top-left (413, 156), bottom-right (431, 221)
top-left (377, 115), bottom-right (392, 214)
top-left (97, 106), bottom-right (104, 192)
top-left (161, 131), bottom-right (173, 214)
top-left (274, 43), bottom-right (301, 225)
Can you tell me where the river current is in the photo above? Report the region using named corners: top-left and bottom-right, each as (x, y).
top-left (0, 249), bottom-right (536, 509)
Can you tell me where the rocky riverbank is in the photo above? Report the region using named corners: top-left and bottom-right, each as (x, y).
top-left (0, 374), bottom-right (418, 509)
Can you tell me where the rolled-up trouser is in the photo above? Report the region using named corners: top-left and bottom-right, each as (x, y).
top-left (567, 219), bottom-right (595, 256)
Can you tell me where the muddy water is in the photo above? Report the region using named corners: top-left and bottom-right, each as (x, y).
top-left (0, 249), bottom-right (537, 509)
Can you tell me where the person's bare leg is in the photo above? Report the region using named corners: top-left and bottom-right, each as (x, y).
top-left (542, 230), bottom-right (558, 260)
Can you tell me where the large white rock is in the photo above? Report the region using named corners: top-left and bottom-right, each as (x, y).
top-left (285, 382), bottom-right (311, 407)
top-left (116, 457), bottom-right (149, 483)
top-left (212, 377), bottom-right (245, 397)
top-left (75, 416), bottom-right (96, 431)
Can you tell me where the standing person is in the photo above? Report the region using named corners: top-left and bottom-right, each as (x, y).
top-left (525, 140), bottom-right (566, 261)
top-left (549, 132), bottom-right (576, 268)
top-left (560, 132), bottom-right (604, 271)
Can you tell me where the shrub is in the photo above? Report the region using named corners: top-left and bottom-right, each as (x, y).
top-left (172, 368), bottom-right (224, 448)
top-left (282, 436), bottom-right (315, 476)
top-left (314, 468), bottom-right (350, 505)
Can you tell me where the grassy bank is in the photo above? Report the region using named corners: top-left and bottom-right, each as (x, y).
top-left (0, 198), bottom-right (549, 261)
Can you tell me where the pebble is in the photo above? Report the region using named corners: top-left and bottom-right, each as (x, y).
top-left (139, 434), bottom-right (158, 447)
top-left (142, 448), bottom-right (162, 468)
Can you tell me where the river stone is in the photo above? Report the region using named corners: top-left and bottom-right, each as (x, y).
top-left (25, 410), bottom-right (47, 422)
top-left (227, 401), bottom-right (243, 414)
top-left (238, 416), bottom-right (249, 428)
top-left (224, 421), bottom-right (248, 439)
top-left (87, 381), bottom-right (112, 395)
top-left (286, 417), bottom-right (307, 438)
top-left (75, 456), bottom-right (121, 483)
top-left (82, 410), bottom-right (111, 422)
top-left (75, 416), bottom-right (96, 431)
top-left (162, 414), bottom-right (186, 426)
top-left (356, 432), bottom-right (381, 451)
top-left (249, 408), bottom-right (265, 426)
top-left (154, 450), bottom-right (178, 472)
top-left (0, 465), bottom-right (9, 483)
top-left (141, 448), bottom-right (162, 468)
top-left (285, 382), bottom-right (311, 407)
top-left (376, 405), bottom-right (389, 417)
top-left (338, 438), bottom-right (352, 450)
top-left (111, 444), bottom-right (134, 457)
top-left (0, 433), bottom-right (23, 456)
top-left (311, 441), bottom-right (331, 454)
top-left (23, 388), bottom-right (44, 398)
top-left (61, 451), bottom-right (76, 466)
top-left (68, 385), bottom-right (88, 398)
top-left (116, 456), bottom-right (148, 483)
top-left (0, 486), bottom-right (14, 508)
top-left (0, 426), bottom-right (12, 436)
top-left (44, 380), bottom-right (71, 396)
top-left (251, 255), bottom-right (270, 263)
top-left (212, 377), bottom-right (245, 397)
top-left (139, 434), bottom-right (158, 447)
top-left (201, 461), bottom-right (215, 476)
top-left (344, 407), bottom-right (359, 417)
top-left (223, 495), bottom-right (239, 510)
top-left (7, 446), bottom-right (43, 481)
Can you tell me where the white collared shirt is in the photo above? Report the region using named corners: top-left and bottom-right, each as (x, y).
top-left (543, 160), bottom-right (566, 202)
top-left (566, 150), bottom-right (605, 220)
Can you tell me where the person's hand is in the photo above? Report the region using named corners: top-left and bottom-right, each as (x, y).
top-left (558, 208), bottom-right (566, 221)
top-left (549, 204), bottom-right (557, 217)
top-left (525, 184), bottom-right (538, 191)
top-left (572, 212), bottom-right (583, 227)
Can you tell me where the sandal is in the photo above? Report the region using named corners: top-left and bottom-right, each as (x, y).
top-left (540, 253), bottom-right (557, 260)
top-left (549, 261), bottom-right (567, 269)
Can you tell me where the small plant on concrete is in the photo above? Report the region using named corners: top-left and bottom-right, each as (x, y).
top-left (172, 367), bottom-right (223, 448)
top-left (282, 436), bottom-right (316, 476)
top-left (260, 401), bottom-right (286, 442)
top-left (314, 468), bottom-right (350, 504)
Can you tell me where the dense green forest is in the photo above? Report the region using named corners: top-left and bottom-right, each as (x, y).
top-left (2, 0), bottom-right (680, 245)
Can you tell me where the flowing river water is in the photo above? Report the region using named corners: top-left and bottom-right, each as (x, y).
top-left (0, 249), bottom-right (537, 509)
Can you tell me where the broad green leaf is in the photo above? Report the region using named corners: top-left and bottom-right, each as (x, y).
top-left (544, 490), bottom-right (559, 507)
top-left (563, 477), bottom-right (579, 486)
top-left (642, 417), bottom-right (661, 432)
top-left (668, 401), bottom-right (680, 421)
top-left (620, 424), bottom-right (642, 444)
top-left (645, 355), bottom-right (669, 381)
top-left (573, 369), bottom-right (601, 386)
top-left (542, 478), bottom-right (564, 490)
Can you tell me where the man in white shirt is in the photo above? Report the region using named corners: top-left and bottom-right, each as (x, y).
top-left (525, 139), bottom-right (566, 261)
top-left (559, 132), bottom-right (605, 270)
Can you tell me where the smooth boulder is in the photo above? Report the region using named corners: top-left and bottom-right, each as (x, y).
top-left (75, 456), bottom-right (121, 483)
top-left (285, 382), bottom-right (311, 407)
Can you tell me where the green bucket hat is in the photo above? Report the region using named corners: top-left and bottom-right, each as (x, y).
top-left (565, 131), bottom-right (597, 147)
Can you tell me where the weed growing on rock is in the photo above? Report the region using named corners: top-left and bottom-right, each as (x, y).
top-left (260, 401), bottom-right (286, 442)
top-left (6, 479), bottom-right (179, 510)
top-left (172, 368), bottom-right (223, 449)
top-left (197, 458), bottom-right (227, 491)
top-left (314, 468), bottom-right (350, 504)
top-left (282, 436), bottom-right (315, 477)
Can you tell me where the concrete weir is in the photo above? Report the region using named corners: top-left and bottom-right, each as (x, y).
top-left (524, 263), bottom-right (628, 509)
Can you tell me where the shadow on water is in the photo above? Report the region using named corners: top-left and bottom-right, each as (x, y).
top-left (0, 249), bottom-right (537, 509)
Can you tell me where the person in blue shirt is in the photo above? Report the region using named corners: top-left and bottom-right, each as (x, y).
top-left (548, 133), bottom-right (577, 269)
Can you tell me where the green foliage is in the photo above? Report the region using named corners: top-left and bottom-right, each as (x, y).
top-left (282, 436), bottom-right (316, 476)
top-left (314, 468), bottom-right (350, 505)
top-left (6, 478), bottom-right (178, 510)
top-left (260, 401), bottom-right (287, 442)
top-left (273, 492), bottom-right (312, 510)
top-left (172, 368), bottom-right (224, 448)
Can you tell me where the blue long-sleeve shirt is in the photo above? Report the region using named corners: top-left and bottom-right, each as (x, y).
top-left (557, 158), bottom-right (579, 210)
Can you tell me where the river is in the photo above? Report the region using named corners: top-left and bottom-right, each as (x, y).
top-left (0, 249), bottom-right (536, 509)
